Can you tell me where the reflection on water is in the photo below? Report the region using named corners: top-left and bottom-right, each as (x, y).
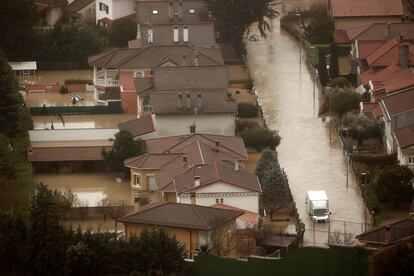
top-left (34, 173), bottom-right (134, 207)
top-left (246, 15), bottom-right (365, 246)
top-left (32, 114), bottom-right (137, 129)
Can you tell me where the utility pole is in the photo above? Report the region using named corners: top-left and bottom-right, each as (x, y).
top-left (343, 127), bottom-right (349, 188)
top-left (361, 172), bottom-right (367, 231)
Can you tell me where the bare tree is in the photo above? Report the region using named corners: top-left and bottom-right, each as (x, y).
top-left (78, 201), bottom-right (89, 221)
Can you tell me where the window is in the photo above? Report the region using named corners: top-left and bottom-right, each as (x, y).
top-left (183, 26), bottom-right (188, 42)
top-left (148, 175), bottom-right (157, 191)
top-left (152, 10), bottom-right (158, 14)
top-left (134, 71), bottom-right (143, 78)
top-left (189, 9), bottom-right (195, 14)
top-left (147, 27), bottom-right (153, 43)
top-left (215, 198), bottom-right (219, 203)
top-left (135, 175), bottom-right (141, 186)
top-left (99, 2), bottom-right (109, 14)
top-left (143, 98), bottom-right (151, 112)
top-left (216, 198), bottom-right (224, 204)
top-left (408, 156), bottom-right (414, 164)
top-left (220, 198), bottom-right (224, 204)
top-left (173, 26), bottom-right (179, 42)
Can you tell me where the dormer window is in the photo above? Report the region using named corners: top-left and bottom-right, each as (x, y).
top-left (189, 9), bottom-right (195, 14)
top-left (152, 10), bottom-right (158, 15)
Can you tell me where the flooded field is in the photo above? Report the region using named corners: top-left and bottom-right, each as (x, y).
top-left (24, 91), bottom-right (95, 107)
top-left (33, 114), bottom-right (136, 129)
top-left (246, 14), bottom-right (366, 246)
top-left (34, 173), bottom-right (134, 207)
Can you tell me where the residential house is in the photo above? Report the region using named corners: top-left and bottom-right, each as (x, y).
top-left (96, 0), bottom-right (135, 26)
top-left (393, 124), bottom-right (414, 169)
top-left (379, 89), bottom-right (414, 153)
top-left (130, 0), bottom-right (216, 47)
top-left (212, 204), bottom-right (260, 229)
top-left (117, 202), bottom-right (244, 258)
top-left (147, 66), bottom-right (236, 136)
top-left (356, 218), bottom-right (414, 249)
top-left (330, 0), bottom-right (405, 31)
top-left (65, 0), bottom-right (96, 24)
top-left (34, 0), bottom-right (68, 28)
top-left (118, 115), bottom-right (156, 139)
top-left (124, 133), bottom-right (247, 194)
top-left (88, 44), bottom-right (224, 114)
top-left (174, 162), bottom-right (261, 213)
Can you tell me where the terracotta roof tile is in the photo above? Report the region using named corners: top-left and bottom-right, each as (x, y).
top-left (212, 204), bottom-right (259, 225)
top-left (118, 116), bottom-right (155, 137)
top-left (117, 202), bottom-right (244, 230)
top-left (394, 125), bottom-right (414, 148)
top-left (356, 219), bottom-right (414, 245)
top-left (333, 30), bottom-right (350, 44)
top-left (174, 162), bottom-right (261, 194)
top-left (331, 0), bottom-right (404, 17)
top-left (357, 41), bottom-right (385, 59)
top-left (366, 39), bottom-right (399, 66)
top-left (346, 23), bottom-right (414, 41)
top-left (124, 153), bottom-right (182, 169)
top-left (28, 146), bottom-right (111, 162)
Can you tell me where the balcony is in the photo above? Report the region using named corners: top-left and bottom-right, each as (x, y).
top-left (95, 79), bottom-right (120, 86)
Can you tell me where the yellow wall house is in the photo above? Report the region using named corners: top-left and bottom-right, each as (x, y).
top-left (117, 202), bottom-right (244, 258)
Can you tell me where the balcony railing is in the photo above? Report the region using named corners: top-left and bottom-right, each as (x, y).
top-left (96, 79), bottom-right (120, 86)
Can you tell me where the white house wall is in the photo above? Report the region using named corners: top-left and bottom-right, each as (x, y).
top-left (96, 0), bottom-right (113, 22)
top-left (112, 0), bottom-right (135, 19)
top-left (154, 113), bottom-right (235, 137)
top-left (29, 129), bottom-right (118, 142)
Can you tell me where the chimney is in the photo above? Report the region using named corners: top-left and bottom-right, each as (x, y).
top-left (193, 50), bottom-right (199, 66)
top-left (384, 226), bottom-right (392, 244)
top-left (194, 176), bottom-right (201, 187)
top-left (214, 140), bottom-right (220, 152)
top-left (400, 43), bottom-right (409, 68)
top-left (177, 93), bottom-right (183, 109)
top-left (178, 0), bottom-right (183, 18)
top-left (385, 23), bottom-right (391, 38)
top-left (168, 0), bottom-right (173, 19)
top-left (186, 92), bottom-right (191, 109)
top-left (190, 192), bottom-right (196, 205)
top-left (181, 53), bottom-right (187, 66)
top-left (197, 93), bottom-right (202, 109)
top-left (182, 155), bottom-right (188, 167)
top-left (235, 160), bottom-right (239, 171)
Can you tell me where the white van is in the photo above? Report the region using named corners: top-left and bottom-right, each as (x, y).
top-left (306, 191), bottom-right (330, 223)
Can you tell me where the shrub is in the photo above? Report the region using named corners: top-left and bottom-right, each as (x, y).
top-left (352, 153), bottom-right (397, 167)
top-left (245, 78), bottom-right (254, 90)
top-left (238, 102), bottom-right (258, 118)
top-left (326, 88), bottom-right (360, 117)
top-left (236, 120), bottom-right (259, 133)
top-left (328, 77), bottom-right (351, 89)
top-left (342, 112), bottom-right (381, 145)
top-left (239, 127), bottom-right (281, 152)
top-left (60, 86), bottom-right (68, 94)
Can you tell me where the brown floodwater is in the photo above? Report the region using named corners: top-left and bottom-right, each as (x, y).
top-left (34, 173), bottom-right (134, 207)
top-left (24, 91), bottom-right (95, 107)
top-left (246, 15), bottom-right (366, 246)
top-left (32, 114), bottom-right (137, 129)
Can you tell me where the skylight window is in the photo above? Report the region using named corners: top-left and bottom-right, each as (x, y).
top-left (152, 10), bottom-right (158, 15)
top-left (189, 9), bottom-right (195, 14)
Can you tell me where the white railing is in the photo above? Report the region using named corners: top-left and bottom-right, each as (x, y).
top-left (95, 79), bottom-right (120, 86)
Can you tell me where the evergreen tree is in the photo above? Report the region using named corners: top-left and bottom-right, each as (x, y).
top-left (0, 54), bottom-right (32, 137)
top-left (109, 18), bottom-right (137, 47)
top-left (304, 3), bottom-right (334, 44)
top-left (256, 148), bottom-right (293, 219)
top-left (29, 184), bottom-right (66, 275)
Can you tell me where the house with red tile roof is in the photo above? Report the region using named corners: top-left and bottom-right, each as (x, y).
top-left (379, 89), bottom-right (414, 154)
top-left (330, 0), bottom-right (405, 30)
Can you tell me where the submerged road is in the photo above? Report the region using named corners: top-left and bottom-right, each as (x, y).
top-left (246, 17), bottom-right (366, 246)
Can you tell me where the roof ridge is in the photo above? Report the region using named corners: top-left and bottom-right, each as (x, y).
top-left (196, 140), bottom-right (205, 164)
top-left (190, 204), bottom-right (210, 230)
top-left (199, 134), bottom-right (247, 159)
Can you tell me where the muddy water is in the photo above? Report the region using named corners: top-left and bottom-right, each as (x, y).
top-left (246, 17), bottom-right (366, 246)
top-left (32, 114), bottom-right (137, 129)
top-left (34, 173), bottom-right (134, 207)
top-left (24, 91), bottom-right (95, 107)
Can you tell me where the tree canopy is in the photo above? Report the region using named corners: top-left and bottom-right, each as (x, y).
top-left (256, 149), bottom-right (292, 219)
top-left (304, 3), bottom-right (334, 44)
top-left (207, 0), bottom-right (278, 52)
top-left (325, 88), bottom-right (360, 118)
top-left (341, 112), bottom-right (381, 146)
top-left (102, 131), bottom-right (146, 172)
top-left (109, 18), bottom-right (137, 47)
top-left (0, 0), bottom-right (38, 60)
top-left (239, 126), bottom-right (281, 152)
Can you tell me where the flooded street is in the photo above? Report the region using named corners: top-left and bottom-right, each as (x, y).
top-left (246, 18), bottom-right (366, 246)
top-left (24, 91), bottom-right (95, 107)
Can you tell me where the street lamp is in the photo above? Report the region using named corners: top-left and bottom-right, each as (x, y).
top-left (343, 127), bottom-right (349, 188)
top-left (296, 12), bottom-right (302, 71)
top-left (361, 172), bottom-right (368, 231)
top-left (325, 54), bottom-right (332, 143)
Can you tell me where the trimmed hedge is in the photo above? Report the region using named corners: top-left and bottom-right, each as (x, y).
top-left (352, 153), bottom-right (397, 167)
top-left (30, 105), bottom-right (123, 115)
top-left (64, 79), bottom-right (93, 85)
